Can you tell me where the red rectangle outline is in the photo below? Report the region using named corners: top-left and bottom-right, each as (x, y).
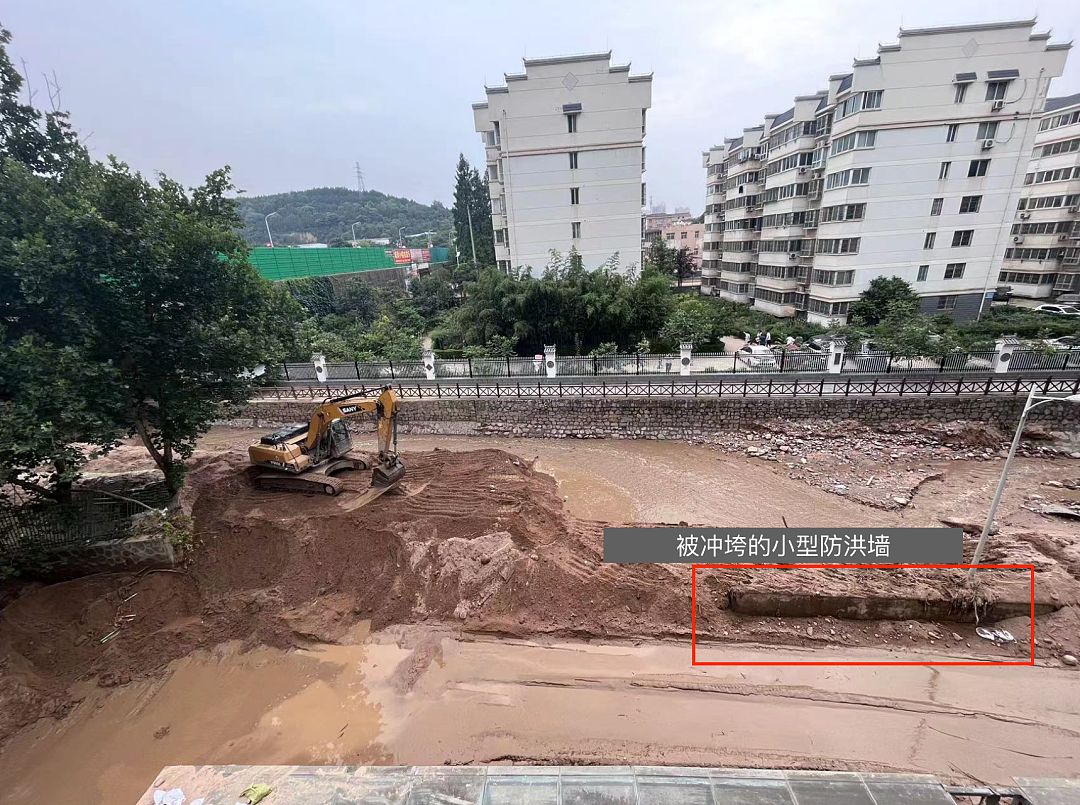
top-left (691, 564), bottom-right (1034, 666)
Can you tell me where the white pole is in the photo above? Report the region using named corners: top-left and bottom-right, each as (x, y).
top-left (351, 221), bottom-right (362, 244)
top-left (968, 386), bottom-right (1035, 581)
top-left (264, 211), bottom-right (278, 248)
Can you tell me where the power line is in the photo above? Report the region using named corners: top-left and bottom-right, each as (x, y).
top-left (355, 162), bottom-right (366, 194)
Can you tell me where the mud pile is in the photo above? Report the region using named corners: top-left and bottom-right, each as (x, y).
top-left (0, 447), bottom-right (1073, 747)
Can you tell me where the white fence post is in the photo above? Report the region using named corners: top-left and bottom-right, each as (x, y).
top-left (680, 342), bottom-right (693, 376)
top-left (993, 335), bottom-right (1018, 374)
top-left (545, 345), bottom-right (557, 378)
top-left (312, 353), bottom-right (327, 383)
top-left (422, 349), bottom-right (436, 380)
top-left (827, 339), bottom-right (845, 375)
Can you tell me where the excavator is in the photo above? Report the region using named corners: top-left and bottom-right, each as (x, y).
top-left (247, 385), bottom-right (405, 502)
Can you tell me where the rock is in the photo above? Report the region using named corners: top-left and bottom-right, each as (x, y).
top-left (74, 634), bottom-right (89, 647)
top-left (893, 496), bottom-right (909, 506)
top-left (806, 626), bottom-right (814, 637)
top-left (952, 633), bottom-right (962, 641)
top-left (1063, 654), bottom-right (1078, 666)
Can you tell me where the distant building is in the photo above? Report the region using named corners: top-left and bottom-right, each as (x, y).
top-left (701, 19), bottom-right (1071, 324)
top-left (473, 51), bottom-right (653, 274)
top-left (642, 211), bottom-right (685, 250)
top-left (660, 221), bottom-right (705, 267)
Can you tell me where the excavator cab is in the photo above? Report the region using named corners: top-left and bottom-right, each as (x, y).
top-left (328, 418), bottom-right (353, 459)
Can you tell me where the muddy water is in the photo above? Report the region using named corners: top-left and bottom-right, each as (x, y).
top-left (404, 435), bottom-right (908, 526)
top-left (0, 627), bottom-right (384, 805)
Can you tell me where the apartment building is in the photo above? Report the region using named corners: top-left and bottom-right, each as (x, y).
top-left (472, 52), bottom-right (653, 274)
top-left (701, 19), bottom-right (1070, 324)
top-left (1008, 92), bottom-right (1080, 297)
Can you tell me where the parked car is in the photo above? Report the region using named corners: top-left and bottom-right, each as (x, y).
top-left (1043, 336), bottom-right (1080, 350)
top-left (1035, 304), bottom-right (1080, 317)
top-left (736, 344), bottom-right (779, 369)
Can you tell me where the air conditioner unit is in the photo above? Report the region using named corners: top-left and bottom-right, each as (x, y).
top-left (991, 100), bottom-right (1005, 111)
top-left (789, 252), bottom-right (799, 259)
top-left (1013, 236), bottom-right (1025, 244)
top-left (981, 139), bottom-right (995, 150)
top-left (1060, 234), bottom-right (1070, 241)
top-left (798, 167), bottom-right (808, 175)
top-left (1019, 211), bottom-right (1031, 219)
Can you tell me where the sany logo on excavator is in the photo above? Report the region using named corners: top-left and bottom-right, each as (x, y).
top-left (339, 405), bottom-right (360, 414)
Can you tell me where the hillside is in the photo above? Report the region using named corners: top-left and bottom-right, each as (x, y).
top-left (237, 187), bottom-right (453, 246)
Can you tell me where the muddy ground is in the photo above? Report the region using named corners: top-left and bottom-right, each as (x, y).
top-left (3, 422), bottom-right (1080, 803)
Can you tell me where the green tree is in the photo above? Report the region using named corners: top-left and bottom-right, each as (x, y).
top-left (469, 167), bottom-right (496, 265)
top-left (659, 296), bottom-right (718, 349)
top-left (673, 247), bottom-right (696, 289)
top-left (1, 26), bottom-right (303, 496)
top-left (848, 277), bottom-right (922, 326)
top-left (648, 236), bottom-right (675, 278)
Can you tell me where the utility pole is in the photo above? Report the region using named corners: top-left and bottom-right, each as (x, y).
top-left (355, 162), bottom-right (366, 194)
top-left (466, 203), bottom-right (478, 265)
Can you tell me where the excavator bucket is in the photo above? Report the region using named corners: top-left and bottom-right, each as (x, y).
top-left (339, 461), bottom-right (406, 512)
top-left (372, 461), bottom-right (406, 488)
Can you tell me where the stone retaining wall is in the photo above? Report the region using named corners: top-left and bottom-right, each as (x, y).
top-left (230, 395), bottom-right (1080, 442)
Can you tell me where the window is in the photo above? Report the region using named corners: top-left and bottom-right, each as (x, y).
top-left (495, 229), bottom-right (504, 244)
top-left (493, 121), bottom-right (500, 143)
top-left (944, 263), bottom-right (966, 279)
top-left (924, 232), bottom-right (937, 249)
top-left (680, 231), bottom-right (688, 239)
top-left (863, 90), bottom-right (883, 109)
top-left (566, 113), bottom-right (579, 133)
top-left (968, 159), bottom-right (990, 177)
top-left (976, 121), bottom-right (999, 140)
top-left (835, 90), bottom-right (883, 120)
top-left (931, 198), bottom-right (943, 216)
top-left (488, 164), bottom-right (499, 181)
top-left (985, 81), bottom-right (1010, 101)
top-left (959, 195), bottom-right (982, 213)
top-left (831, 131), bottom-right (877, 155)
top-left (939, 162), bottom-right (951, 180)
top-left (917, 264), bottom-right (929, 282)
top-left (936, 295), bottom-right (958, 311)
top-left (954, 83), bottom-right (968, 104)
top-left (641, 183), bottom-right (646, 206)
top-left (641, 146), bottom-right (646, 171)
top-left (641, 109), bottom-right (647, 135)
top-left (820, 203), bottom-right (865, 222)
top-left (569, 151), bottom-right (579, 169)
top-left (811, 269), bottom-right (855, 285)
top-left (946, 124), bottom-right (959, 143)
top-left (485, 130), bottom-right (496, 146)
top-left (571, 221), bottom-right (581, 239)
top-left (666, 233), bottom-right (674, 240)
top-left (1025, 166), bottom-right (1080, 185)
top-left (570, 187), bottom-right (580, 205)
top-left (825, 168), bottom-right (871, 190)
top-left (815, 237), bottom-right (860, 254)
top-left (952, 230), bottom-right (973, 247)
top-left (1041, 109), bottom-right (1080, 132)
top-left (1033, 137), bottom-right (1080, 158)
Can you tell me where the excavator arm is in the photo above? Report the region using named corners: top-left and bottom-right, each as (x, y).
top-left (309, 386), bottom-right (399, 462)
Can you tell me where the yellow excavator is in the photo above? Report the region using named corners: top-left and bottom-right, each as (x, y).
top-left (247, 385), bottom-right (405, 500)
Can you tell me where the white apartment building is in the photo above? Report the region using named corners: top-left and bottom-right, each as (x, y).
top-left (472, 52), bottom-right (652, 274)
top-left (1008, 92), bottom-right (1080, 297)
top-left (701, 19), bottom-right (1070, 324)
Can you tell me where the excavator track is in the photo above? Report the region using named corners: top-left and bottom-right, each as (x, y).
top-left (253, 471), bottom-right (348, 496)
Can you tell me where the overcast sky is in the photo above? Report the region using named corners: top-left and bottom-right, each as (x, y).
top-left (5, 1), bottom-right (1079, 212)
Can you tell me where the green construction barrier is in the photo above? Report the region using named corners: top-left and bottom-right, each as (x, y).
top-left (249, 247), bottom-right (449, 281)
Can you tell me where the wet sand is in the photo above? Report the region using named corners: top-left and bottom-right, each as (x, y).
top-left (4, 627), bottom-right (1080, 805)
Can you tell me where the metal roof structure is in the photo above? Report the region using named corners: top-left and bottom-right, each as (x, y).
top-left (137, 766), bottom-right (1080, 805)
top-left (1046, 92), bottom-right (1080, 112)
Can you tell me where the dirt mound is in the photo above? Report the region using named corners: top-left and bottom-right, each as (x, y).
top-left (1, 445), bottom-right (1075, 747)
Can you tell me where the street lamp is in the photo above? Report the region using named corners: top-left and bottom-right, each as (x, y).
top-left (351, 221), bottom-right (362, 245)
top-left (398, 226), bottom-right (406, 247)
top-left (968, 388), bottom-right (1080, 581)
top-left (264, 211), bottom-right (279, 248)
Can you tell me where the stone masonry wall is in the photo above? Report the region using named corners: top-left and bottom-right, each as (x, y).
top-left (231, 395), bottom-right (1080, 442)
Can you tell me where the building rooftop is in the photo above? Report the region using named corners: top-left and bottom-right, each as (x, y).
top-left (1046, 91), bottom-right (1080, 112)
top-left (522, 51), bottom-right (611, 67)
top-left (898, 18), bottom-right (1036, 37)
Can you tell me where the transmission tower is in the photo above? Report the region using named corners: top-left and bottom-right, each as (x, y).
top-left (355, 162), bottom-right (366, 193)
